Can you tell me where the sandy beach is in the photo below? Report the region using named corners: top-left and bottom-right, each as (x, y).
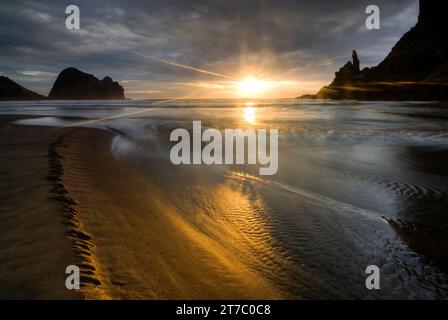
top-left (0, 116), bottom-right (80, 299)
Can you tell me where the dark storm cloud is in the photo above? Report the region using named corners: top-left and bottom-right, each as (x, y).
top-left (0, 0), bottom-right (419, 97)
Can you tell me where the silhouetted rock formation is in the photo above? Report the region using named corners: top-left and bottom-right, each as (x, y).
top-left (331, 50), bottom-right (361, 87)
top-left (352, 50), bottom-right (360, 73)
top-left (0, 76), bottom-right (44, 100)
top-left (48, 68), bottom-right (125, 100)
top-left (302, 0), bottom-right (448, 101)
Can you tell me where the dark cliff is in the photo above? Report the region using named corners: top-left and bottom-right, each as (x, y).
top-left (0, 76), bottom-right (44, 100)
top-left (305, 0), bottom-right (448, 101)
top-left (48, 68), bottom-right (125, 100)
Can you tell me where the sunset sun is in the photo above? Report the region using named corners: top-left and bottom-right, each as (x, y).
top-left (238, 76), bottom-right (266, 96)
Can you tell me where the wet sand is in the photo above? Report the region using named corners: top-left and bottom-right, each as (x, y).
top-left (0, 115), bottom-right (283, 299)
top-left (0, 116), bottom-right (80, 299)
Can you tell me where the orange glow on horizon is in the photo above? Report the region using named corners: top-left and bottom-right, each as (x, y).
top-left (126, 56), bottom-right (322, 99)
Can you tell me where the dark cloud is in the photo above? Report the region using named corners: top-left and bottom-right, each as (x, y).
top-left (0, 0), bottom-right (418, 98)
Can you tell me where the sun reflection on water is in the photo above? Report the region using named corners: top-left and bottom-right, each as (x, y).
top-left (243, 102), bottom-right (256, 124)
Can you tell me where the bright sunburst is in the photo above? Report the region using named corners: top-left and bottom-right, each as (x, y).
top-left (238, 76), bottom-right (266, 95)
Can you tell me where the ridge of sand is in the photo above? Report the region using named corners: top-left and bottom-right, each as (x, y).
top-left (47, 131), bottom-right (104, 297)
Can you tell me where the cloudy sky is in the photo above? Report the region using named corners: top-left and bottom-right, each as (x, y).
top-left (0, 0), bottom-right (419, 99)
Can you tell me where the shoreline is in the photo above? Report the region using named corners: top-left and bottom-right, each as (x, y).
top-left (2, 110), bottom-right (448, 299)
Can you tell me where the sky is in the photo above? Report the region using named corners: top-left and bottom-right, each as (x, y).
top-left (0, 0), bottom-right (419, 99)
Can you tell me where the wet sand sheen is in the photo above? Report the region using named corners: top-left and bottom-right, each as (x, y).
top-left (0, 117), bottom-right (80, 299)
top-left (59, 128), bottom-right (285, 299)
top-left (0, 117), bottom-right (285, 299)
